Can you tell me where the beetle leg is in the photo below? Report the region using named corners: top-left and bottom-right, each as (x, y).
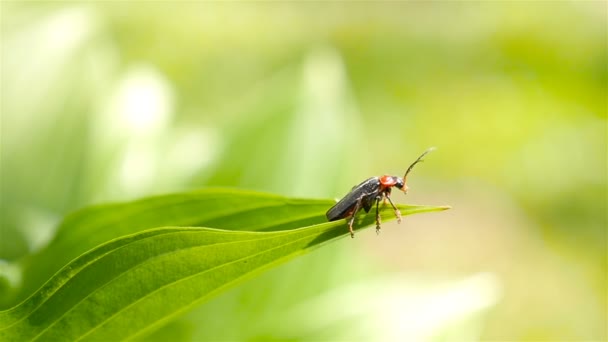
top-left (375, 196), bottom-right (381, 234)
top-left (385, 194), bottom-right (402, 224)
top-left (347, 198), bottom-right (363, 238)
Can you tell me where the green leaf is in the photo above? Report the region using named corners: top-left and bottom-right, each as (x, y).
top-left (0, 189), bottom-right (449, 341)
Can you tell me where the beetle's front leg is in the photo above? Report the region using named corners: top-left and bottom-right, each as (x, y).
top-left (385, 193), bottom-right (402, 224)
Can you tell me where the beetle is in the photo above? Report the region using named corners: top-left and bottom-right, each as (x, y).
top-left (326, 147), bottom-right (435, 237)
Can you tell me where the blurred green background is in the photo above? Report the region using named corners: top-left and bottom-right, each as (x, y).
top-left (1, 2), bottom-right (606, 341)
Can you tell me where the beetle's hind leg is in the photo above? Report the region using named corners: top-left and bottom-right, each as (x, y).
top-left (347, 198), bottom-right (364, 238)
top-left (375, 196), bottom-right (382, 234)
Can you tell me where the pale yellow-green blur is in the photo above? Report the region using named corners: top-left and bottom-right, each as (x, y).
top-left (1, 2), bottom-right (606, 341)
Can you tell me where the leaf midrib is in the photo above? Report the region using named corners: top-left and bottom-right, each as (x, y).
top-left (3, 227), bottom-right (269, 332)
top-left (30, 225), bottom-right (331, 341)
top-left (15, 201), bottom-right (326, 311)
top-left (74, 226), bottom-right (338, 342)
top-left (0, 229), bottom-right (192, 329)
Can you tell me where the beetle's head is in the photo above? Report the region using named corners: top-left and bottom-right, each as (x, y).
top-left (401, 147), bottom-right (436, 193)
top-left (395, 178), bottom-right (408, 193)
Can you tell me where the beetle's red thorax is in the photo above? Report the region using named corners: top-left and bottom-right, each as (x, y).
top-left (379, 175), bottom-right (397, 189)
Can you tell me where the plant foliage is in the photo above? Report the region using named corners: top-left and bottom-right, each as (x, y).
top-left (0, 189), bottom-right (448, 341)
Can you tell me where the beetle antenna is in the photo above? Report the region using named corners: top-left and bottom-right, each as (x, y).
top-left (404, 147), bottom-right (436, 181)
